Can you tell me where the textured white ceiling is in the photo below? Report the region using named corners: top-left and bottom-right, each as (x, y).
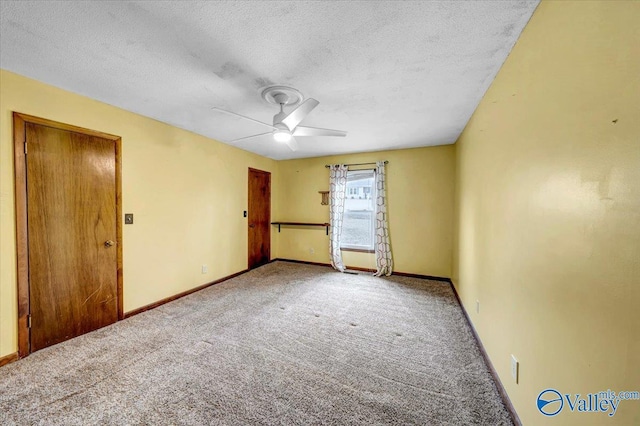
top-left (0, 1), bottom-right (538, 160)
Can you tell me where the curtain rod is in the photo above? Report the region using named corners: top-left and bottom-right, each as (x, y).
top-left (324, 161), bottom-right (388, 168)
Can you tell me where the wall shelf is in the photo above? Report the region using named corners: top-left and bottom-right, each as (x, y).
top-left (271, 222), bottom-right (330, 235)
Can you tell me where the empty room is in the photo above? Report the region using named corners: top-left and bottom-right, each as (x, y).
top-left (0, 1), bottom-right (638, 425)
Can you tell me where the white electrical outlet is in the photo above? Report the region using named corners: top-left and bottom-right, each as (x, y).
top-left (201, 265), bottom-right (208, 274)
top-left (309, 248), bottom-right (315, 254)
top-left (476, 300), bottom-right (480, 314)
top-left (511, 354), bottom-right (519, 384)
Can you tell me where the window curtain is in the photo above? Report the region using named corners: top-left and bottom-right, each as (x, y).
top-left (328, 164), bottom-right (348, 272)
top-left (374, 161), bottom-right (393, 276)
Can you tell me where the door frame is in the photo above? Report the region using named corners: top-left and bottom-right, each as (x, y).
top-left (13, 112), bottom-right (123, 358)
top-left (247, 167), bottom-right (271, 269)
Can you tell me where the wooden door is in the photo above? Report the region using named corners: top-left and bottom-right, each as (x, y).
top-left (14, 113), bottom-right (122, 355)
top-left (248, 168), bottom-right (271, 269)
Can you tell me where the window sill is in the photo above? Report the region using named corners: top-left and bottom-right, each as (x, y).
top-left (341, 247), bottom-right (375, 253)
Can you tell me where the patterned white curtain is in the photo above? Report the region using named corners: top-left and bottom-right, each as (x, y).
top-left (328, 164), bottom-right (348, 272)
top-left (374, 161), bottom-right (393, 276)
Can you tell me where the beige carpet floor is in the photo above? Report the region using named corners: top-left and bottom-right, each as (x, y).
top-left (0, 261), bottom-right (512, 425)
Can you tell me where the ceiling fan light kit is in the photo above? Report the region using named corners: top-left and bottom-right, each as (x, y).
top-left (273, 127), bottom-right (292, 143)
top-left (213, 85), bottom-right (347, 152)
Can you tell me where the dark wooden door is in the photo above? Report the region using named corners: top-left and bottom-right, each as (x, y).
top-left (26, 122), bottom-right (119, 352)
top-left (248, 168), bottom-right (271, 269)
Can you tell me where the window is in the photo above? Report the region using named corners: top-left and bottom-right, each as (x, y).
top-left (341, 170), bottom-right (375, 251)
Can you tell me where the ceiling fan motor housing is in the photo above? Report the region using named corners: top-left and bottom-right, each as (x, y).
top-left (273, 112), bottom-right (288, 127)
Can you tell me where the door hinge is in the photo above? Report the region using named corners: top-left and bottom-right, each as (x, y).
top-left (24, 140), bottom-right (27, 155)
top-left (27, 315), bottom-right (31, 328)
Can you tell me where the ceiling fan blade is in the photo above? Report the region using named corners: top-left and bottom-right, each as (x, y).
top-left (230, 132), bottom-right (272, 143)
top-left (281, 98), bottom-right (319, 130)
top-left (293, 126), bottom-right (347, 137)
top-left (212, 107), bottom-right (276, 130)
top-left (285, 137), bottom-right (299, 152)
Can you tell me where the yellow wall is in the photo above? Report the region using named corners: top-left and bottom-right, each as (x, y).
top-left (453, 1), bottom-right (640, 425)
top-left (276, 146), bottom-right (455, 277)
top-left (0, 70), bottom-right (279, 358)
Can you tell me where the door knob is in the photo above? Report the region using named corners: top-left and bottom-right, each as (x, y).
top-left (249, 224), bottom-right (255, 228)
top-left (104, 240), bottom-right (115, 247)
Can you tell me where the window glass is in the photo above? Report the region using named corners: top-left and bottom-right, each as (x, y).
top-left (341, 170), bottom-right (375, 250)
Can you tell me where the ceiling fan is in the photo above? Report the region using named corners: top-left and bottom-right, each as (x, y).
top-left (212, 85), bottom-right (347, 151)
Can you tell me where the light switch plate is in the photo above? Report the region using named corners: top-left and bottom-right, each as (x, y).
top-left (124, 213), bottom-right (133, 224)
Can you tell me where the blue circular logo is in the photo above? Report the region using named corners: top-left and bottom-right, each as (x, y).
top-left (537, 389), bottom-right (563, 416)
